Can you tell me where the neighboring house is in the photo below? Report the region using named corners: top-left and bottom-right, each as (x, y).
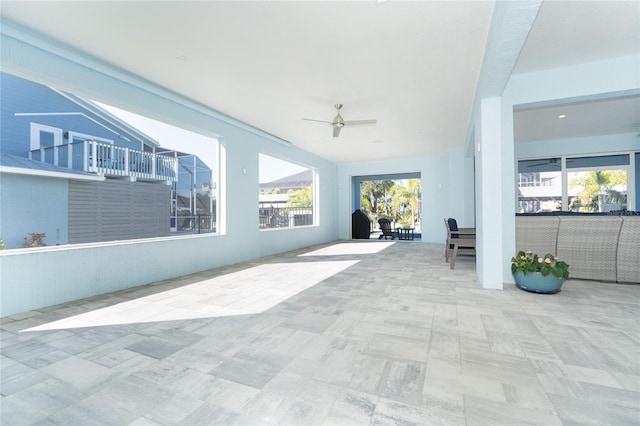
top-left (259, 170), bottom-right (313, 228)
top-left (259, 169), bottom-right (313, 194)
top-left (0, 72), bottom-right (212, 249)
top-left (164, 148), bottom-right (215, 233)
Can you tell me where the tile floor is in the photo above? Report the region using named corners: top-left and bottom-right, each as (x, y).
top-left (1, 241), bottom-right (639, 425)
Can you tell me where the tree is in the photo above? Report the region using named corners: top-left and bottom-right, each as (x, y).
top-left (389, 179), bottom-right (421, 227)
top-left (361, 180), bottom-right (395, 218)
top-left (407, 179), bottom-right (422, 226)
top-left (390, 184), bottom-right (411, 225)
top-left (288, 187), bottom-right (313, 207)
top-left (569, 170), bottom-right (626, 212)
top-left (360, 179), bottom-right (422, 229)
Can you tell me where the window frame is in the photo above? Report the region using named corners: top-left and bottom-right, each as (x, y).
top-left (30, 122), bottom-right (63, 150)
top-left (14, 76), bottom-right (223, 245)
top-left (517, 151), bottom-right (636, 212)
top-left (258, 153), bottom-right (317, 231)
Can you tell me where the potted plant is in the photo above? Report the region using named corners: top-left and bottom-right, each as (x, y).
top-left (23, 233), bottom-right (47, 248)
top-left (511, 251), bottom-right (569, 294)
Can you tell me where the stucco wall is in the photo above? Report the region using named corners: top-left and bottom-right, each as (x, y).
top-left (0, 23), bottom-right (339, 317)
top-left (0, 138), bottom-right (338, 318)
top-left (337, 147), bottom-right (473, 245)
top-left (0, 173), bottom-right (68, 248)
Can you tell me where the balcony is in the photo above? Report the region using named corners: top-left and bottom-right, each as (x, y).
top-left (29, 140), bottom-right (178, 182)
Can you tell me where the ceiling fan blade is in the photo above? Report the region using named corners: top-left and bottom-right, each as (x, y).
top-left (333, 126), bottom-right (342, 138)
top-left (344, 120), bottom-right (377, 126)
top-left (302, 118), bottom-right (333, 125)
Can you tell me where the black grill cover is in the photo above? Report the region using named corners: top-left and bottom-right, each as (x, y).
top-left (352, 209), bottom-right (371, 239)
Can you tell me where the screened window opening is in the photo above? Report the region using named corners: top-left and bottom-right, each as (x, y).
top-left (517, 158), bottom-right (562, 213)
top-left (360, 179), bottom-right (422, 232)
top-left (101, 105), bottom-right (220, 236)
top-left (517, 153), bottom-right (634, 214)
top-left (0, 71), bottom-right (219, 249)
top-left (259, 154), bottom-right (315, 229)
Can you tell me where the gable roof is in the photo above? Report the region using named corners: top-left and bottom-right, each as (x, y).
top-left (259, 170), bottom-right (313, 193)
top-left (53, 90), bottom-right (162, 148)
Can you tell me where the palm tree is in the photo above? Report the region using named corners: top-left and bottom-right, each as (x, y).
top-left (390, 184), bottom-right (411, 225)
top-left (407, 179), bottom-right (421, 227)
top-left (361, 180), bottom-right (395, 218)
top-left (389, 179), bottom-right (422, 228)
top-left (570, 170), bottom-right (626, 212)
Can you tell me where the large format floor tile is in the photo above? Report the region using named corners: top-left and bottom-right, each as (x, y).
top-left (1, 241), bottom-right (639, 425)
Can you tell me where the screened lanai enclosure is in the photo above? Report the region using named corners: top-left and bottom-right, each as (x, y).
top-left (164, 151), bottom-right (215, 234)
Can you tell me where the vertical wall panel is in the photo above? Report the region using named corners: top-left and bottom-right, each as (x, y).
top-left (68, 180), bottom-right (169, 243)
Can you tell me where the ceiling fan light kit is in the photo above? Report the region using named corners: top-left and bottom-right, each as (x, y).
top-left (303, 104), bottom-right (377, 138)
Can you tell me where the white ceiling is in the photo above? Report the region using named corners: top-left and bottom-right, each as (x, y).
top-left (1, 1), bottom-right (639, 163)
top-left (513, 0), bottom-right (640, 145)
top-left (514, 94), bottom-right (640, 143)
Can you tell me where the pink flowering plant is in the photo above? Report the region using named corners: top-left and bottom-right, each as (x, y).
top-left (511, 251), bottom-right (569, 280)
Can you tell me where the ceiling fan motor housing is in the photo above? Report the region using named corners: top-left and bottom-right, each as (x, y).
top-left (333, 104), bottom-right (344, 127)
top-left (302, 103), bottom-right (376, 137)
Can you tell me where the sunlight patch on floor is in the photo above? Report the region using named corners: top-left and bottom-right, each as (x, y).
top-left (23, 260), bottom-right (358, 332)
top-left (299, 241), bottom-right (394, 256)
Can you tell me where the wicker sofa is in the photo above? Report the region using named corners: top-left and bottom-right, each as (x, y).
top-left (515, 215), bottom-right (640, 283)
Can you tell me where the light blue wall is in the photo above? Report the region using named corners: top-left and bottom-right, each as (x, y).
top-left (0, 173), bottom-right (68, 249)
top-left (507, 56), bottom-right (640, 213)
top-left (469, 53), bottom-right (640, 289)
top-left (0, 20), bottom-right (339, 317)
top-left (516, 133), bottom-right (639, 159)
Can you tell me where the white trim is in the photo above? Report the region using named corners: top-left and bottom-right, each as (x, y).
top-left (517, 151), bottom-right (636, 211)
top-left (0, 166), bottom-right (105, 181)
top-left (18, 112), bottom-right (130, 141)
top-left (630, 153), bottom-right (637, 211)
top-left (561, 157), bottom-right (568, 210)
top-left (30, 122), bottom-right (62, 150)
top-left (67, 131), bottom-right (113, 145)
top-left (313, 168), bottom-right (320, 227)
top-left (517, 149), bottom-right (637, 162)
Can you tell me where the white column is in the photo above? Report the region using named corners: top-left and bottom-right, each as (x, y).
top-left (476, 96), bottom-right (515, 289)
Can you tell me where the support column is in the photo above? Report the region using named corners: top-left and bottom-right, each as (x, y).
top-left (476, 96), bottom-right (515, 289)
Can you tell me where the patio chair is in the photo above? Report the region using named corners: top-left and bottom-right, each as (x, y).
top-left (444, 218), bottom-right (476, 268)
top-left (378, 218), bottom-right (397, 240)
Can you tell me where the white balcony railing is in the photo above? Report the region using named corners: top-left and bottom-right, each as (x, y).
top-left (29, 140), bottom-right (178, 182)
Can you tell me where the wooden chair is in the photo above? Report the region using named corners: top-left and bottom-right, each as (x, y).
top-left (444, 218), bottom-right (476, 269)
top-left (378, 218), bottom-right (397, 240)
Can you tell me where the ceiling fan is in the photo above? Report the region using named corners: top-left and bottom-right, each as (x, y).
top-left (303, 104), bottom-right (377, 138)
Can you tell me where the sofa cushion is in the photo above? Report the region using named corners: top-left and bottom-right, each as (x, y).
top-left (515, 216), bottom-right (560, 256)
top-left (556, 216), bottom-right (622, 282)
top-left (617, 217), bottom-right (640, 283)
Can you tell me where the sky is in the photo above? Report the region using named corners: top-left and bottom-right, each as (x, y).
top-left (259, 154), bottom-right (307, 184)
top-left (96, 102), bottom-right (308, 183)
top-left (95, 102), bottom-right (217, 168)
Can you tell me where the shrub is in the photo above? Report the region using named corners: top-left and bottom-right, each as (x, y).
top-left (511, 250), bottom-right (569, 280)
top-left (23, 233), bottom-right (47, 248)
